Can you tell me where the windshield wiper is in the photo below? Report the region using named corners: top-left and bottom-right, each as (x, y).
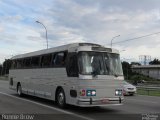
top-left (92, 71), bottom-right (98, 77)
top-left (110, 70), bottom-right (119, 77)
top-left (114, 74), bottom-right (119, 77)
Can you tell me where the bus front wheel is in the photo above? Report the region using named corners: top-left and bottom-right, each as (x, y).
top-left (56, 88), bottom-right (66, 108)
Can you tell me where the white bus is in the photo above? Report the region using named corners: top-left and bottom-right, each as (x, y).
top-left (9, 43), bottom-right (124, 107)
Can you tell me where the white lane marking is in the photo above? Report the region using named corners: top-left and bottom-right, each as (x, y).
top-left (0, 92), bottom-right (94, 120)
top-left (126, 98), bottom-right (158, 104)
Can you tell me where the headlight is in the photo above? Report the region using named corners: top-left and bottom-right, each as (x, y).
top-left (87, 90), bottom-right (96, 96)
top-left (115, 89), bottom-right (122, 96)
top-left (134, 87), bottom-right (137, 91)
top-left (92, 91), bottom-right (96, 96)
top-left (115, 91), bottom-right (119, 95)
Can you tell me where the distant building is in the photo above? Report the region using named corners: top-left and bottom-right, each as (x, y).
top-left (131, 65), bottom-right (160, 80)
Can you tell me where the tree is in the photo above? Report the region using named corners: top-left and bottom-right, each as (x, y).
top-left (2, 59), bottom-right (12, 75)
top-left (0, 64), bottom-right (2, 76)
top-left (149, 58), bottom-right (160, 65)
top-left (122, 61), bottom-right (156, 83)
top-left (122, 61), bottom-right (132, 80)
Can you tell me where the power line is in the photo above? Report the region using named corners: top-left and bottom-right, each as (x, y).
top-left (112, 31), bottom-right (160, 45)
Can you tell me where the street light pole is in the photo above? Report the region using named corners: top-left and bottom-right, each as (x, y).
top-left (111, 35), bottom-right (120, 48)
top-left (36, 21), bottom-right (48, 49)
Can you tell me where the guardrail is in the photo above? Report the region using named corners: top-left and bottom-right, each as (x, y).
top-left (136, 86), bottom-right (160, 96)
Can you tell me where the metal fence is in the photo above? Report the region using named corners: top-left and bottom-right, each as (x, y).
top-left (136, 86), bottom-right (160, 96)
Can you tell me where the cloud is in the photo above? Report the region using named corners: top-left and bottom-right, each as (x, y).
top-left (0, 0), bottom-right (160, 63)
top-left (0, 26), bottom-right (4, 32)
top-left (120, 44), bottom-right (160, 61)
top-left (1, 15), bottom-right (23, 23)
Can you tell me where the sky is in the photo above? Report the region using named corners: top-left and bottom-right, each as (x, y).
top-left (0, 0), bottom-right (160, 64)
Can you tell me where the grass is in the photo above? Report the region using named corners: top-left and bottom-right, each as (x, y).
top-left (137, 88), bottom-right (160, 97)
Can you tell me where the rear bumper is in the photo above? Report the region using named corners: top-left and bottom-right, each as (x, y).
top-left (77, 97), bottom-right (124, 107)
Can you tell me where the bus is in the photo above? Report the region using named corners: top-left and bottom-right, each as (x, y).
top-left (9, 43), bottom-right (124, 107)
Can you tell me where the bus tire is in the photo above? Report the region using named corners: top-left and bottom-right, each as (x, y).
top-left (56, 88), bottom-right (66, 108)
top-left (17, 83), bottom-right (23, 97)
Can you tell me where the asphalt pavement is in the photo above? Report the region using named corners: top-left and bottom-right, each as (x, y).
top-left (0, 80), bottom-right (159, 120)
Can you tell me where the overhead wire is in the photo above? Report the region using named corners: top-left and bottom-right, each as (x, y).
top-left (112, 31), bottom-right (160, 45)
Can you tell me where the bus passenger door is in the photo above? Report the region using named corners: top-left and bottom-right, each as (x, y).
top-left (66, 53), bottom-right (79, 104)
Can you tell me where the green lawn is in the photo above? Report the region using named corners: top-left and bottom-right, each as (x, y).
top-left (137, 88), bottom-right (160, 96)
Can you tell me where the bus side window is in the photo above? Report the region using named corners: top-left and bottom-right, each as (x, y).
top-left (23, 57), bottom-right (31, 68)
top-left (41, 54), bottom-right (52, 67)
top-left (31, 56), bottom-right (40, 68)
top-left (66, 53), bottom-right (78, 77)
top-left (17, 59), bottom-right (23, 69)
top-left (54, 52), bottom-right (66, 67)
top-left (11, 60), bottom-right (17, 69)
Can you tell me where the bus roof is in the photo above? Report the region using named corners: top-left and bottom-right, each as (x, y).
top-left (11, 43), bottom-right (119, 60)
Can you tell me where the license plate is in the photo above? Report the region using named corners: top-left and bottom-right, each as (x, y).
top-left (101, 99), bottom-right (109, 103)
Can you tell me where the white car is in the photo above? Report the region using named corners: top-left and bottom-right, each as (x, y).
top-left (123, 81), bottom-right (137, 96)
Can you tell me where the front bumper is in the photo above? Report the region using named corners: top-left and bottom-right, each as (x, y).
top-left (77, 97), bottom-right (124, 107)
top-left (123, 90), bottom-right (136, 95)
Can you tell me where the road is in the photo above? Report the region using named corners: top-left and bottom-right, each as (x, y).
top-left (0, 80), bottom-right (160, 120)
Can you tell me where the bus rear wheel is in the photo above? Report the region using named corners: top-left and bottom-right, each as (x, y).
top-left (17, 84), bottom-right (23, 97)
top-left (56, 88), bottom-right (66, 108)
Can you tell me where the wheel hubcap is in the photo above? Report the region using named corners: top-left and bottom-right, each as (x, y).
top-left (18, 86), bottom-right (21, 95)
top-left (58, 92), bottom-right (64, 105)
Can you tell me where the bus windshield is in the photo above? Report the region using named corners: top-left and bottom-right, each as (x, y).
top-left (78, 52), bottom-right (123, 76)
